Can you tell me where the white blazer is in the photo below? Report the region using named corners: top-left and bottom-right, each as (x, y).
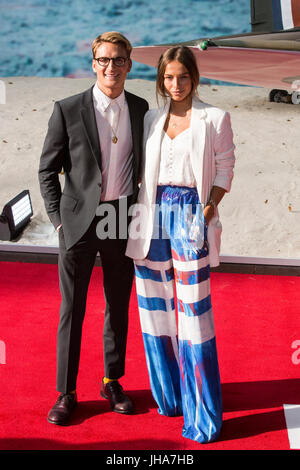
top-left (126, 95), bottom-right (235, 267)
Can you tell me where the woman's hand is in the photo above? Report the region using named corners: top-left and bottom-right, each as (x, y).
top-left (203, 204), bottom-right (215, 225)
top-left (203, 186), bottom-right (227, 225)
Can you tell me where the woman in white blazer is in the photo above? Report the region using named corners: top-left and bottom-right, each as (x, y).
top-left (126, 46), bottom-right (235, 443)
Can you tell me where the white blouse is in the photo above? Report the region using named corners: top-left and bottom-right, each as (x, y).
top-left (157, 127), bottom-right (197, 187)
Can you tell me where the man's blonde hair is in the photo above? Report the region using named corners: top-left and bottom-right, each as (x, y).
top-left (92, 31), bottom-right (132, 58)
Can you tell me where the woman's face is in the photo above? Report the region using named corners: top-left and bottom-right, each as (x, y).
top-left (163, 60), bottom-right (192, 102)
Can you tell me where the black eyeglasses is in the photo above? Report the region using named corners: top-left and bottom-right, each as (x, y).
top-left (94, 57), bottom-right (128, 67)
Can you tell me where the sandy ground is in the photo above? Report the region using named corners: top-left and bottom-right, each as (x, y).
top-left (0, 77), bottom-right (299, 260)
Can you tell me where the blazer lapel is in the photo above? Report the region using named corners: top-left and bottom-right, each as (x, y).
top-left (125, 91), bottom-right (140, 188)
top-left (190, 96), bottom-right (207, 203)
top-left (145, 100), bottom-right (171, 202)
top-left (125, 90), bottom-right (138, 149)
top-left (80, 87), bottom-right (102, 169)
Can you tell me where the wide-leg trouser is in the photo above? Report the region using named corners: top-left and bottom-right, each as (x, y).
top-left (134, 186), bottom-right (222, 443)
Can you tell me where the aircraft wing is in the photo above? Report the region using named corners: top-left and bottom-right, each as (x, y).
top-left (132, 29), bottom-right (300, 91)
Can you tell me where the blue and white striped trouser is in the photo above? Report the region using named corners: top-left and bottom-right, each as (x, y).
top-left (134, 185), bottom-right (222, 444)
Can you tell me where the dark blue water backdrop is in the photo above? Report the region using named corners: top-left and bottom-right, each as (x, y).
top-left (0, 0), bottom-right (251, 83)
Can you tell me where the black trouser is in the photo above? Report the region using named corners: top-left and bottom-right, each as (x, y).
top-left (56, 197), bottom-right (134, 393)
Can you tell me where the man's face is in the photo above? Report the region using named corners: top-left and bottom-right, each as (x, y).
top-left (92, 42), bottom-right (132, 98)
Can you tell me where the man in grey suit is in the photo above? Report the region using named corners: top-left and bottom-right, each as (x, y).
top-left (39, 31), bottom-right (148, 425)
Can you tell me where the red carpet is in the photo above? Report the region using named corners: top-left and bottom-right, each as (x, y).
top-left (0, 261), bottom-right (299, 450)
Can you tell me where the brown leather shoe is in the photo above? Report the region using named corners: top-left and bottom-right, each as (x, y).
top-left (100, 380), bottom-right (134, 414)
top-left (47, 393), bottom-right (77, 425)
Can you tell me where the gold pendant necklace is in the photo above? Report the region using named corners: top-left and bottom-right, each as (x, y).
top-left (169, 103), bottom-right (192, 130)
top-left (106, 104), bottom-right (120, 144)
top-left (169, 110), bottom-right (190, 130)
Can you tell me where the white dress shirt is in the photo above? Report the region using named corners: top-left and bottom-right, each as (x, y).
top-left (158, 128), bottom-right (197, 187)
top-left (92, 83), bottom-right (133, 201)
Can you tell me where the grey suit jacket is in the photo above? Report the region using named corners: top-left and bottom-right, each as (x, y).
top-left (39, 86), bottom-right (149, 250)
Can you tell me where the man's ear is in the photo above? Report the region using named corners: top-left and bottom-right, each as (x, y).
top-left (127, 58), bottom-right (132, 73)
